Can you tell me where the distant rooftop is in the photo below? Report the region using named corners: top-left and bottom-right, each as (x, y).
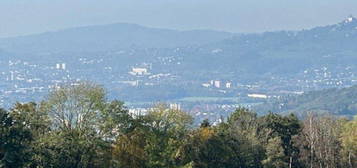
top-left (345, 15), bottom-right (356, 23)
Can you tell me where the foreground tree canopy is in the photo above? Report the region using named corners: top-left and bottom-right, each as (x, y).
top-left (0, 83), bottom-right (356, 168)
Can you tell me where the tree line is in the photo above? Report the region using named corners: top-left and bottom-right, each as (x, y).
top-left (0, 83), bottom-right (356, 168)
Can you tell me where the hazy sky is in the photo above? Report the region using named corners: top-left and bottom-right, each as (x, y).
top-left (1, 0), bottom-right (357, 37)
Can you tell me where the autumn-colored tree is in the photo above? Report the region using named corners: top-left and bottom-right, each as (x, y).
top-left (340, 116), bottom-right (357, 168)
top-left (113, 128), bottom-right (148, 168)
top-left (1, 82), bottom-right (355, 168)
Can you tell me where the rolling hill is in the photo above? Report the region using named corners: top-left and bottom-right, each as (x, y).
top-left (180, 16), bottom-right (357, 75)
top-left (0, 23), bottom-right (234, 54)
top-left (254, 85), bottom-right (357, 118)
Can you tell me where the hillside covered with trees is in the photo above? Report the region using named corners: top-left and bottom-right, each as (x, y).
top-left (1, 83), bottom-right (356, 168)
top-left (255, 85), bottom-right (357, 118)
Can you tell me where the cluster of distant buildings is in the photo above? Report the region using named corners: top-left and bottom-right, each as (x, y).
top-left (128, 103), bottom-right (182, 116)
top-left (202, 80), bottom-right (232, 89)
top-left (55, 63), bottom-right (66, 70)
top-left (2, 55), bottom-right (357, 120)
top-left (0, 60), bottom-right (74, 107)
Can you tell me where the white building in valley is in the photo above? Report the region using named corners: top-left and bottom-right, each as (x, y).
top-left (247, 94), bottom-right (268, 99)
top-left (130, 67), bottom-right (148, 75)
top-left (214, 80), bottom-right (221, 88)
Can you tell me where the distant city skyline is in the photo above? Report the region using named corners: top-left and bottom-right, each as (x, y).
top-left (1, 0), bottom-right (357, 38)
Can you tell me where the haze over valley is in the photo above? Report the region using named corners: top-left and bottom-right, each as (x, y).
top-left (2, 1), bottom-right (357, 167)
top-left (1, 16), bottom-right (357, 121)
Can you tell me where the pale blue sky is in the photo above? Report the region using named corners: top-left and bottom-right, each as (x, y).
top-left (1, 0), bottom-right (357, 37)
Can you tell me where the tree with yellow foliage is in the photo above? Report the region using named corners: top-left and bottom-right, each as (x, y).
top-left (340, 116), bottom-right (357, 168)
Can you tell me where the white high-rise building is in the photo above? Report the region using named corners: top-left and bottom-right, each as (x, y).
top-left (10, 71), bottom-right (14, 81)
top-left (169, 103), bottom-right (181, 110)
top-left (214, 81), bottom-right (221, 88)
top-left (56, 63), bottom-right (66, 70)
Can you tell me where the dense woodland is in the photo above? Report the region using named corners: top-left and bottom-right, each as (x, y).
top-left (0, 83), bottom-right (356, 168)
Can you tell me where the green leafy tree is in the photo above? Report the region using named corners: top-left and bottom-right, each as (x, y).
top-left (0, 107), bottom-right (33, 168)
top-left (34, 82), bottom-right (122, 167)
top-left (112, 103), bottom-right (193, 168)
top-left (33, 129), bottom-right (104, 168)
top-left (10, 102), bottom-right (50, 136)
top-left (99, 100), bottom-right (133, 140)
top-left (224, 108), bottom-right (265, 167)
top-left (44, 82), bottom-right (106, 131)
top-left (178, 120), bottom-right (246, 168)
top-left (144, 104), bottom-right (193, 168)
top-left (260, 113), bottom-right (301, 167)
top-left (262, 137), bottom-right (288, 168)
top-left (9, 102), bottom-right (50, 168)
top-left (1, 102), bottom-right (51, 168)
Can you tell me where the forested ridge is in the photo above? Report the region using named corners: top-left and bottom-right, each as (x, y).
top-left (1, 83), bottom-right (356, 168)
top-left (255, 85), bottom-right (357, 118)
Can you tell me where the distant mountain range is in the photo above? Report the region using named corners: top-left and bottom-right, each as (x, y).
top-left (254, 85), bottom-right (357, 118)
top-left (0, 23), bottom-right (234, 53)
top-left (2, 17), bottom-right (356, 76)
